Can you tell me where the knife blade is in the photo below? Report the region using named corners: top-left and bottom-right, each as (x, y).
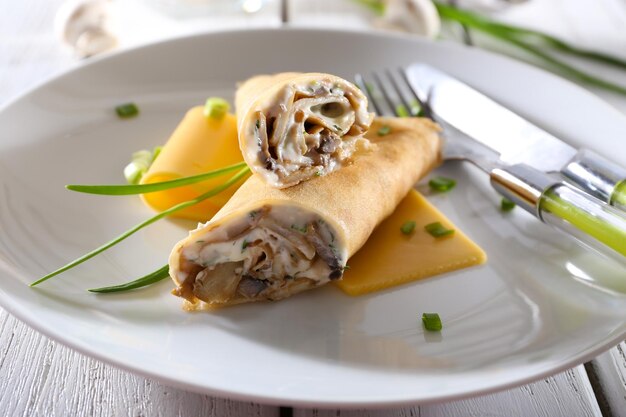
top-left (404, 64), bottom-right (626, 211)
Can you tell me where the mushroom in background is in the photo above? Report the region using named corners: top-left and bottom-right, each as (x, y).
top-left (55, 0), bottom-right (118, 58)
top-left (374, 0), bottom-right (441, 39)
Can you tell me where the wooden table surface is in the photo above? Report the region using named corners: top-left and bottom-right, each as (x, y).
top-left (1, 0), bottom-right (625, 416)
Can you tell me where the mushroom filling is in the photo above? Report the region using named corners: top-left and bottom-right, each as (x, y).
top-left (174, 205), bottom-right (346, 304)
top-left (252, 79), bottom-right (371, 183)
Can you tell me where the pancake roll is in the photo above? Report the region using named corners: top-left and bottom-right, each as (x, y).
top-left (235, 72), bottom-right (373, 188)
top-left (169, 117), bottom-right (441, 308)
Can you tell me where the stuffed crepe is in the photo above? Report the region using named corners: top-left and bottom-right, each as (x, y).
top-left (235, 72), bottom-right (373, 188)
top-left (169, 117), bottom-right (441, 308)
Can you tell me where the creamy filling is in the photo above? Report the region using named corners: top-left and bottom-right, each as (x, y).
top-left (174, 205), bottom-right (346, 304)
top-left (249, 79), bottom-right (372, 186)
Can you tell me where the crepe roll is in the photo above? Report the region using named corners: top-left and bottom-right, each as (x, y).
top-left (235, 72), bottom-right (373, 188)
top-left (169, 117), bottom-right (441, 308)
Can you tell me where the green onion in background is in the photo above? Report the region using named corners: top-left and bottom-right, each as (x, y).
top-left (422, 312), bottom-right (442, 331)
top-left (433, 2), bottom-right (626, 96)
top-left (353, 0), bottom-right (626, 97)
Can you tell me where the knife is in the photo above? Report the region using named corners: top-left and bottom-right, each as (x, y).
top-left (404, 64), bottom-right (626, 212)
top-left (395, 65), bottom-right (626, 261)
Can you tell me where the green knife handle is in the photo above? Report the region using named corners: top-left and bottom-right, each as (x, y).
top-left (610, 180), bottom-right (626, 212)
top-left (563, 149), bottom-right (626, 212)
top-left (491, 164), bottom-right (626, 261)
top-left (540, 185), bottom-right (626, 258)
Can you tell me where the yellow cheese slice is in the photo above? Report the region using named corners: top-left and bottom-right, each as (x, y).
top-left (337, 189), bottom-right (486, 295)
top-left (140, 106), bottom-right (248, 221)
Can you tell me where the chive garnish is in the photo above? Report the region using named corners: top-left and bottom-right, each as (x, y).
top-left (242, 240), bottom-right (250, 251)
top-left (123, 146), bottom-right (162, 185)
top-left (424, 222), bottom-right (455, 238)
top-left (428, 176), bottom-right (456, 192)
top-left (204, 97), bottom-right (230, 120)
top-left (115, 103), bottom-right (139, 118)
top-left (88, 264), bottom-right (170, 293)
top-left (395, 104), bottom-right (410, 118)
top-left (30, 167), bottom-right (250, 287)
top-left (377, 125), bottom-right (391, 136)
top-left (333, 124), bottom-right (342, 132)
top-left (501, 197), bottom-right (516, 212)
top-left (400, 220), bottom-right (416, 235)
top-left (66, 161), bottom-right (247, 195)
top-left (343, 265), bottom-right (351, 271)
top-left (409, 99), bottom-right (423, 117)
top-left (422, 313), bottom-right (442, 331)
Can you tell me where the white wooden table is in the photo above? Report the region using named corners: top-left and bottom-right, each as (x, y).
top-left (1, 0), bottom-right (625, 415)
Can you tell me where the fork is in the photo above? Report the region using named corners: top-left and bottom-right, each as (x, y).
top-left (354, 69), bottom-right (626, 263)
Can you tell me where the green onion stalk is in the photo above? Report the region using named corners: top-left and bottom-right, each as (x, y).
top-left (31, 166), bottom-right (251, 290)
top-left (354, 0), bottom-right (626, 96)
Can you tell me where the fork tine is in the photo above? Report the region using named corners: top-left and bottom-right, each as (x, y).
top-left (372, 72), bottom-right (400, 117)
top-left (396, 67), bottom-right (430, 118)
top-left (385, 69), bottom-right (413, 117)
top-left (354, 73), bottom-right (384, 116)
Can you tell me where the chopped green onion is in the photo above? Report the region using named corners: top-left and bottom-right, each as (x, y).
top-left (242, 240), bottom-right (250, 251)
top-left (400, 220), bottom-right (416, 235)
top-left (343, 265), bottom-right (351, 271)
top-left (30, 167), bottom-right (250, 287)
top-left (204, 97), bottom-right (230, 120)
top-left (67, 161), bottom-right (247, 195)
top-left (377, 125), bottom-right (392, 136)
top-left (395, 104), bottom-right (410, 118)
top-left (333, 124), bottom-right (342, 132)
top-left (409, 99), bottom-right (423, 117)
top-left (123, 146), bottom-right (162, 185)
top-left (115, 103), bottom-right (139, 118)
top-left (428, 176), bottom-right (456, 192)
top-left (422, 313), bottom-right (442, 331)
top-left (124, 150), bottom-right (152, 185)
top-left (424, 222), bottom-right (455, 238)
top-left (352, 0), bottom-right (385, 15)
top-left (501, 197), bottom-right (516, 212)
top-left (88, 265), bottom-right (170, 293)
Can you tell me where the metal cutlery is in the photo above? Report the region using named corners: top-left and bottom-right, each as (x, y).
top-left (354, 68), bottom-right (626, 261)
top-left (404, 64), bottom-right (626, 211)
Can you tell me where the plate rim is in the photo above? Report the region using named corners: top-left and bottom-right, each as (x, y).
top-left (1, 27), bottom-right (625, 408)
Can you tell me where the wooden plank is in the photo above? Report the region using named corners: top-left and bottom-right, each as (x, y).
top-left (0, 310), bottom-right (278, 417)
top-left (587, 344), bottom-right (626, 417)
top-left (0, 1), bottom-right (280, 416)
top-left (293, 366), bottom-right (601, 417)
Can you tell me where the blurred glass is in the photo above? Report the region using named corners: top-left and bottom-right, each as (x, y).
top-left (457, 0), bottom-right (530, 12)
top-left (139, 0), bottom-right (265, 18)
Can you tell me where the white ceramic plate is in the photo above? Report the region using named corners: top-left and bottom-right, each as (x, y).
top-left (1, 29), bottom-right (626, 408)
